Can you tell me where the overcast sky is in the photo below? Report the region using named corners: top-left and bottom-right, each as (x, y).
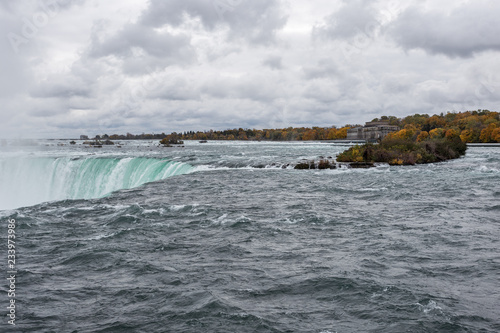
top-left (1, 0), bottom-right (499, 138)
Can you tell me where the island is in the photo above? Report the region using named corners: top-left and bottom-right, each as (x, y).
top-left (336, 127), bottom-right (467, 165)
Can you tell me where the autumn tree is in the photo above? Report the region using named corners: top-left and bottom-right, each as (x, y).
top-left (335, 126), bottom-right (350, 139)
top-left (429, 128), bottom-right (445, 139)
top-left (491, 128), bottom-right (500, 142)
top-left (479, 124), bottom-right (498, 143)
top-left (445, 129), bottom-right (460, 140)
top-left (424, 115), bottom-right (446, 131)
top-left (416, 131), bottom-right (429, 142)
top-left (302, 129), bottom-right (318, 141)
top-left (327, 128), bottom-right (338, 140)
top-left (460, 129), bottom-right (478, 143)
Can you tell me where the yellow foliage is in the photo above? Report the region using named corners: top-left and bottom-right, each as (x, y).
top-left (389, 158), bottom-right (404, 165)
top-left (425, 115), bottom-right (446, 129)
top-left (416, 131), bottom-right (429, 142)
top-left (335, 127), bottom-right (349, 139)
top-left (390, 129), bottom-right (413, 140)
top-left (327, 128), bottom-right (337, 140)
top-left (445, 129), bottom-right (459, 140)
top-left (479, 124), bottom-right (498, 143)
top-left (429, 128), bottom-right (445, 139)
top-left (491, 128), bottom-right (500, 142)
top-left (460, 129), bottom-right (477, 143)
top-left (385, 132), bottom-right (396, 140)
top-left (403, 124), bottom-right (418, 138)
top-left (302, 129), bottom-right (317, 141)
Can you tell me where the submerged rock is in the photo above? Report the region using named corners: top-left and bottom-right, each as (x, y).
top-left (294, 159), bottom-right (336, 170)
top-left (317, 159), bottom-right (336, 169)
top-left (294, 162), bottom-right (310, 169)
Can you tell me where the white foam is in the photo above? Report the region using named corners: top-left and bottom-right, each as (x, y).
top-left (416, 300), bottom-right (443, 314)
top-left (477, 165), bottom-right (499, 173)
top-left (358, 187), bottom-right (388, 192)
top-left (170, 205), bottom-right (188, 211)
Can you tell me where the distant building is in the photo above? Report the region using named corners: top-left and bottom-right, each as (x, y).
top-left (347, 121), bottom-right (399, 141)
top-left (80, 135), bottom-right (89, 140)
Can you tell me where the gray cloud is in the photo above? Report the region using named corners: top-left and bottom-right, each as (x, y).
top-left (388, 1), bottom-right (500, 58)
top-left (1, 0), bottom-right (499, 139)
top-left (313, 0), bottom-right (379, 41)
top-left (139, 0), bottom-right (288, 45)
top-left (302, 59), bottom-right (340, 80)
top-left (30, 74), bottom-right (92, 99)
top-left (202, 74), bottom-right (284, 103)
top-left (262, 56), bottom-right (283, 70)
top-left (88, 22), bottom-right (196, 74)
top-left (303, 79), bottom-right (341, 104)
top-left (89, 23), bottom-right (191, 58)
top-left (151, 77), bottom-right (201, 101)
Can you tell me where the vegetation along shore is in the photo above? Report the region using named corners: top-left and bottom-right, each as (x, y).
top-left (83, 110), bottom-right (500, 144)
top-left (159, 110), bottom-right (499, 143)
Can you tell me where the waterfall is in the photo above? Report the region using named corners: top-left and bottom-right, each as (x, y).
top-left (0, 156), bottom-right (193, 210)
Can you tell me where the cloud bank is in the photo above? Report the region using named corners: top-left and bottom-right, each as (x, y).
top-left (0, 0), bottom-right (498, 138)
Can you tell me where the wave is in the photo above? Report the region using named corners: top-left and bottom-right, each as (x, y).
top-left (0, 156), bottom-right (193, 210)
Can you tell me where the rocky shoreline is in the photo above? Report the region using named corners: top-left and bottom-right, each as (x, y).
top-left (292, 159), bottom-right (375, 170)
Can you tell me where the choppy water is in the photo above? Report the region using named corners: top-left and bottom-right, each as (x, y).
top-left (1, 140), bottom-right (499, 332)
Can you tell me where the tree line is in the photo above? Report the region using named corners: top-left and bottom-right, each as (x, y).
top-left (374, 110), bottom-right (500, 143)
top-left (162, 126), bottom-right (355, 142)
top-left (93, 110), bottom-right (499, 143)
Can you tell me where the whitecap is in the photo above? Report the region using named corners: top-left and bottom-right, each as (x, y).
top-left (416, 300), bottom-right (442, 314)
top-left (477, 165), bottom-right (499, 173)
